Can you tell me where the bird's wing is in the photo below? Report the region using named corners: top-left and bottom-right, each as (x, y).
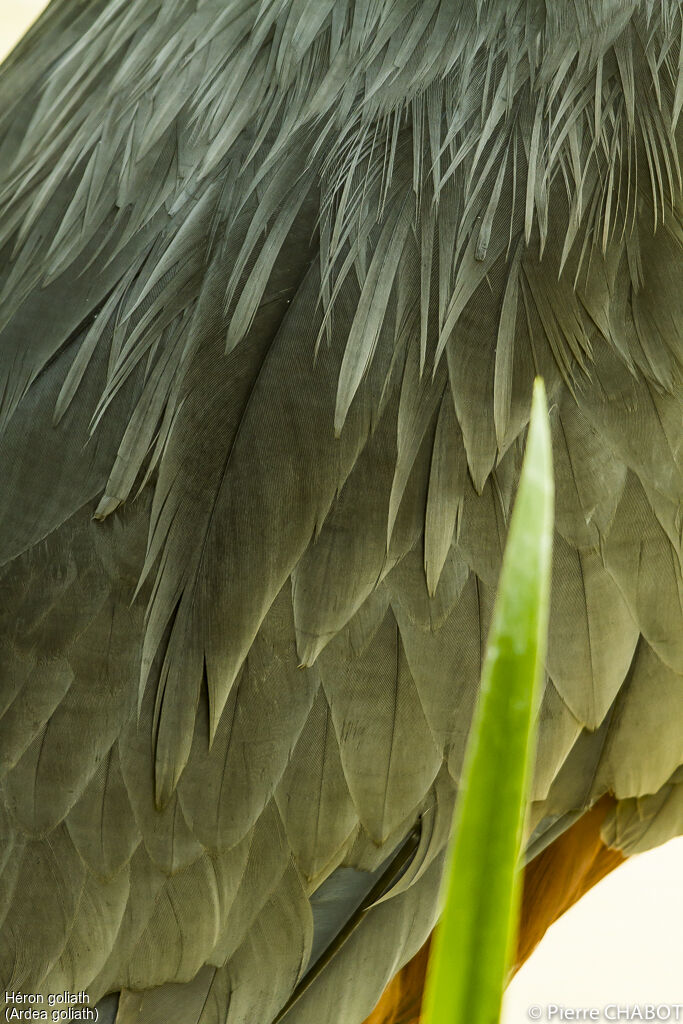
top-left (0, 3), bottom-right (681, 1024)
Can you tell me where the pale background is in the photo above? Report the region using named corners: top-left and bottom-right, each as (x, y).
top-left (1, 2), bottom-right (682, 1021)
top-left (1, 0), bottom-right (48, 61)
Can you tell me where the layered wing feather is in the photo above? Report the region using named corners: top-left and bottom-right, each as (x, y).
top-left (0, 3), bottom-right (681, 1024)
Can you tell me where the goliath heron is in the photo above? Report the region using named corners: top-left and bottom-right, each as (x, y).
top-left (0, 2), bottom-right (681, 1023)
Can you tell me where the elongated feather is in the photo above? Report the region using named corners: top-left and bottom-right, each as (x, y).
top-left (603, 473), bottom-right (683, 673)
top-left (276, 689), bottom-right (359, 885)
top-left (225, 862), bottom-right (313, 1024)
top-left (550, 393), bottom-right (627, 548)
top-left (388, 339), bottom-right (447, 543)
top-left (114, 966), bottom-right (229, 1024)
top-left (66, 744), bottom-right (141, 879)
top-left (392, 572), bottom-right (487, 764)
top-left (603, 772), bottom-right (683, 855)
top-left (43, 865), bottom-right (130, 995)
top-left (292, 397), bottom-right (399, 668)
top-left (546, 534), bottom-right (640, 730)
top-left (0, 826), bottom-right (86, 994)
top-left (177, 586), bottom-right (318, 852)
top-left (335, 193), bottom-right (412, 432)
top-left (319, 609), bottom-right (441, 842)
top-left (595, 640), bottom-right (683, 799)
top-left (424, 392), bottom-right (467, 595)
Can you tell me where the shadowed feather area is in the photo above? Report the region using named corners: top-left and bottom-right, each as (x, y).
top-left (0, 2), bottom-right (681, 1023)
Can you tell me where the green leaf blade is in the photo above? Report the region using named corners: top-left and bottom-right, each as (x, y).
top-left (422, 377), bottom-right (554, 1024)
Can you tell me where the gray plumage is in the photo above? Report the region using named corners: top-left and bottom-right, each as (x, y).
top-left (0, 2), bottom-right (681, 1023)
